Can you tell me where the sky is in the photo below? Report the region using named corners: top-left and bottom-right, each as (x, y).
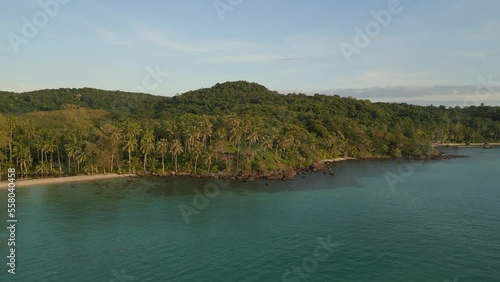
top-left (1, 0), bottom-right (499, 106)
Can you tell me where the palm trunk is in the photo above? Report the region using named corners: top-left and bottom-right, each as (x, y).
top-left (9, 131), bottom-right (13, 163)
top-left (68, 157), bottom-right (71, 174)
top-left (194, 156), bottom-right (198, 174)
top-left (236, 144), bottom-right (240, 172)
top-left (116, 158), bottom-right (122, 173)
top-left (128, 148), bottom-right (132, 173)
top-left (175, 154), bottom-right (178, 172)
top-left (57, 147), bottom-right (62, 174)
top-left (161, 153), bottom-right (165, 173)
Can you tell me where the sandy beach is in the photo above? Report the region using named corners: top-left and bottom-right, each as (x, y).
top-left (323, 157), bottom-right (358, 162)
top-left (0, 174), bottom-right (136, 189)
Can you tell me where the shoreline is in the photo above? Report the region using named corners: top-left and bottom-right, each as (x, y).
top-left (0, 154), bottom-right (467, 188)
top-left (323, 157), bottom-right (358, 163)
top-left (0, 174), bottom-right (136, 189)
top-left (433, 142), bottom-right (500, 147)
top-left (0, 158), bottom-right (359, 188)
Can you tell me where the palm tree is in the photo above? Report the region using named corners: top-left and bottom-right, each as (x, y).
top-left (36, 139), bottom-right (46, 167)
top-left (495, 124), bottom-right (500, 141)
top-left (326, 134), bottom-right (338, 156)
top-left (35, 162), bottom-right (50, 176)
top-left (192, 141), bottom-right (203, 173)
top-left (123, 121), bottom-right (141, 173)
top-left (170, 139), bottom-right (183, 173)
top-left (185, 127), bottom-right (199, 154)
top-left (214, 139), bottom-right (227, 162)
top-left (230, 125), bottom-right (243, 172)
top-left (246, 129), bottom-right (260, 148)
top-left (75, 145), bottom-right (87, 174)
top-left (277, 137), bottom-right (294, 157)
top-left (157, 138), bottom-right (169, 173)
top-left (260, 136), bottom-right (274, 151)
top-left (109, 125), bottom-right (122, 173)
top-left (203, 150), bottom-right (215, 173)
top-left (6, 117), bottom-right (16, 163)
top-left (123, 138), bottom-right (137, 173)
top-left (215, 127), bottom-right (228, 143)
top-left (261, 127), bottom-right (279, 152)
top-left (0, 129), bottom-right (9, 165)
top-left (64, 138), bottom-right (79, 174)
top-left (242, 148), bottom-right (256, 172)
top-left (140, 130), bottom-right (155, 173)
top-left (43, 138), bottom-right (56, 173)
top-left (52, 131), bottom-right (64, 174)
top-left (98, 123), bottom-right (122, 173)
top-left (83, 141), bottom-right (98, 175)
top-left (13, 143), bottom-right (32, 175)
top-left (199, 116), bottom-right (213, 147)
top-left (22, 119), bottom-right (37, 149)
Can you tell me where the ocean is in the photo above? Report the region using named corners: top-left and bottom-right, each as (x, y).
top-left (1, 147), bottom-right (499, 281)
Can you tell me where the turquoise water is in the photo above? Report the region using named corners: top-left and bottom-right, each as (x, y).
top-left (0, 148), bottom-right (499, 281)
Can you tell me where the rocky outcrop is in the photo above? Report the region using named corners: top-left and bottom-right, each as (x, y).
top-left (310, 161), bottom-right (328, 172)
top-left (283, 169), bottom-right (297, 180)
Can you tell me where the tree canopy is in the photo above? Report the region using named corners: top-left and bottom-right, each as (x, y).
top-left (0, 81), bottom-right (499, 178)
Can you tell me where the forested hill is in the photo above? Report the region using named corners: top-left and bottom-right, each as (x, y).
top-left (0, 87), bottom-right (165, 118)
top-left (1, 81), bottom-right (500, 122)
top-left (0, 81), bottom-right (499, 177)
top-left (0, 82), bottom-right (286, 119)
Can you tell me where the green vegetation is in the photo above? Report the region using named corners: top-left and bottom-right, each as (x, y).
top-left (1, 81), bottom-right (499, 178)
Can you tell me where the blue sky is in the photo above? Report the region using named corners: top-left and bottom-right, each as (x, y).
top-left (1, 0), bottom-right (499, 106)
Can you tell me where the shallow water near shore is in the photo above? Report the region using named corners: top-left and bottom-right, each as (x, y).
top-left (0, 148), bottom-right (499, 281)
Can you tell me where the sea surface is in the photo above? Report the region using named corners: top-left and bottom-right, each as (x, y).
top-left (0, 148), bottom-right (499, 282)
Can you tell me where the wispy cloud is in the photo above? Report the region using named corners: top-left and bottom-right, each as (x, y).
top-left (325, 85), bottom-right (500, 106)
top-left (141, 29), bottom-right (205, 52)
top-left (204, 54), bottom-right (298, 64)
top-left (91, 26), bottom-right (132, 45)
top-left (136, 24), bottom-right (302, 65)
top-left (333, 71), bottom-right (454, 89)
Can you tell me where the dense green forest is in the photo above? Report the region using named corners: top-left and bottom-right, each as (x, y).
top-left (0, 81), bottom-right (499, 178)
